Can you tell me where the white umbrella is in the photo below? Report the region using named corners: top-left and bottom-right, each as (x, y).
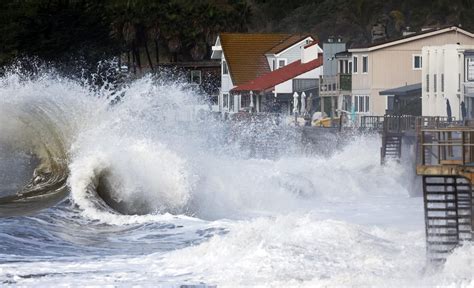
top-left (301, 92), bottom-right (306, 116)
top-left (293, 92), bottom-right (299, 114)
top-left (249, 91), bottom-right (254, 112)
top-left (306, 93), bottom-right (313, 114)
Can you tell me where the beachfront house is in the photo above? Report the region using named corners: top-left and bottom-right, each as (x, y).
top-left (348, 26), bottom-right (474, 117)
top-left (319, 38), bottom-right (351, 118)
top-left (159, 61), bottom-right (221, 110)
top-left (421, 44), bottom-right (474, 119)
top-left (210, 33), bottom-right (323, 115)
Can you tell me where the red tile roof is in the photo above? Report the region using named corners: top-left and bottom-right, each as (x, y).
top-left (220, 33), bottom-right (311, 85)
top-left (232, 55), bottom-right (323, 92)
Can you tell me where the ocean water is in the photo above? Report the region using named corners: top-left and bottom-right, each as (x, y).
top-left (0, 70), bottom-right (473, 287)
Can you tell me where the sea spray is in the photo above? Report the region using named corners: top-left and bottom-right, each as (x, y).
top-left (2, 69), bottom-right (471, 286)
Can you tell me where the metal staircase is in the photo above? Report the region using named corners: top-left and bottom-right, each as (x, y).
top-left (423, 176), bottom-right (473, 262)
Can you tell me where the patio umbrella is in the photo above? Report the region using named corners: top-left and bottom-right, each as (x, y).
top-left (249, 90), bottom-right (254, 112)
top-left (293, 92), bottom-right (299, 114)
top-left (446, 99), bottom-right (452, 122)
top-left (461, 101), bottom-right (467, 120)
top-left (306, 93), bottom-right (313, 115)
top-left (301, 92), bottom-right (306, 116)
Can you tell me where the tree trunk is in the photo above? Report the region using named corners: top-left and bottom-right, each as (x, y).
top-left (132, 43), bottom-right (141, 71)
top-left (127, 50), bottom-right (131, 72)
top-left (144, 38), bottom-right (154, 72)
top-left (154, 39), bottom-right (160, 65)
top-left (131, 48), bottom-right (136, 74)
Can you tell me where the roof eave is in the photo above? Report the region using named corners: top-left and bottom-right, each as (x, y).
top-left (349, 27), bottom-right (474, 53)
top-left (273, 36), bottom-right (316, 56)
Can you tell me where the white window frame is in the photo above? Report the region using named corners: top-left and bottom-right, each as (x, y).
top-left (353, 96), bottom-right (359, 112)
top-left (353, 56), bottom-right (358, 74)
top-left (222, 60), bottom-right (228, 75)
top-left (466, 56), bottom-right (474, 82)
top-left (190, 70), bottom-right (202, 85)
top-left (362, 55), bottom-right (368, 74)
top-left (229, 94), bottom-right (234, 111)
top-left (353, 95), bottom-right (369, 113)
top-left (413, 54), bottom-right (422, 70)
top-left (223, 93), bottom-right (229, 109)
top-left (277, 58), bottom-right (287, 69)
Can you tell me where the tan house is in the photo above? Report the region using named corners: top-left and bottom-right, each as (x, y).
top-left (348, 26), bottom-right (474, 116)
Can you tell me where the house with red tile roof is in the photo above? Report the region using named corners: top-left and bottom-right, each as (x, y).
top-left (211, 33), bottom-right (323, 114)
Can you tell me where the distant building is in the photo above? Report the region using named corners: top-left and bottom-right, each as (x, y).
top-left (348, 26), bottom-right (474, 117)
top-left (319, 38), bottom-right (351, 118)
top-left (158, 61), bottom-right (221, 108)
top-left (211, 33), bottom-right (323, 114)
top-left (422, 44), bottom-right (474, 119)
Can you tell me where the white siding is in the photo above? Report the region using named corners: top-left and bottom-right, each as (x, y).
top-left (422, 44), bottom-right (473, 118)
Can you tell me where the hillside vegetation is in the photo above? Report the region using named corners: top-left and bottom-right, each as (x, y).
top-left (1, 0), bottom-right (473, 72)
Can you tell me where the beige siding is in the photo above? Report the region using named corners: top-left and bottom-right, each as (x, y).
top-left (352, 31), bottom-right (474, 115)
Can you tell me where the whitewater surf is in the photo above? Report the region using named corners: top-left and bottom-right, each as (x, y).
top-left (0, 69), bottom-right (473, 286)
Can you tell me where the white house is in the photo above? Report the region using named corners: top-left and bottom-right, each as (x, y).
top-left (211, 33), bottom-right (323, 114)
top-left (422, 44), bottom-right (474, 119)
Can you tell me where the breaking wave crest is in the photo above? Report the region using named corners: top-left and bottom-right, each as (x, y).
top-left (0, 69), bottom-right (203, 221)
top-left (0, 68), bottom-right (416, 226)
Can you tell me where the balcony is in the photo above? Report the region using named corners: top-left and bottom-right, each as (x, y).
top-left (319, 73), bottom-right (352, 97)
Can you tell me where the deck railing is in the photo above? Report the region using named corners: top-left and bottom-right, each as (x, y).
top-left (419, 128), bottom-right (474, 166)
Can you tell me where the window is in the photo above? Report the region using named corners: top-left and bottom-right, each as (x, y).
top-left (354, 95), bottom-right (369, 112)
top-left (353, 56), bottom-right (358, 73)
top-left (467, 57), bottom-right (474, 81)
top-left (426, 74), bottom-right (429, 92)
top-left (223, 93), bottom-right (229, 108)
top-left (441, 74), bottom-right (444, 92)
top-left (362, 56), bottom-right (368, 73)
top-left (272, 59), bottom-right (276, 71)
top-left (293, 79), bottom-right (317, 91)
top-left (349, 61), bottom-right (353, 74)
top-left (387, 96), bottom-right (394, 111)
top-left (339, 60), bottom-right (349, 74)
top-left (413, 55), bottom-right (422, 70)
top-left (343, 95), bottom-right (352, 111)
top-left (277, 58), bottom-right (287, 69)
top-left (229, 94), bottom-right (234, 111)
top-left (190, 70), bottom-right (201, 85)
top-left (241, 93), bottom-right (250, 108)
top-left (434, 74), bottom-right (437, 93)
top-left (222, 60), bottom-right (228, 75)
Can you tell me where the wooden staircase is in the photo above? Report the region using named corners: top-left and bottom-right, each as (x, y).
top-left (381, 133), bottom-right (402, 164)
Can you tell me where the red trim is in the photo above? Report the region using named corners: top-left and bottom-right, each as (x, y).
top-left (232, 55), bottom-right (323, 92)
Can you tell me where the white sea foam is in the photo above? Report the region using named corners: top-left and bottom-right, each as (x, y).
top-left (1, 70), bottom-right (472, 286)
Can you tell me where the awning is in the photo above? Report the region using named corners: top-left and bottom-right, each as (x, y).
top-left (379, 83), bottom-right (421, 97)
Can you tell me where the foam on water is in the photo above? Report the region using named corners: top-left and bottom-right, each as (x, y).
top-left (0, 69), bottom-right (473, 286)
